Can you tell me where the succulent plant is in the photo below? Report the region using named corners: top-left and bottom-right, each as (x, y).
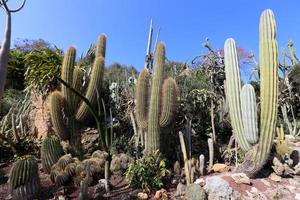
top-left (49, 34), bottom-right (106, 157)
top-left (224, 9), bottom-right (278, 177)
top-left (110, 153), bottom-right (133, 175)
top-left (41, 136), bottom-right (64, 174)
top-left (9, 156), bottom-right (40, 200)
top-left (135, 43), bottom-right (179, 153)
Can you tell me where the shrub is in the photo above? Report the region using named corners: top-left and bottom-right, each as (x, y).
top-left (125, 151), bottom-right (170, 192)
top-left (24, 47), bottom-right (63, 96)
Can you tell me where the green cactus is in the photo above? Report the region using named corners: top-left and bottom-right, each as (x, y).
top-left (224, 9), bottom-right (278, 177)
top-left (49, 34), bottom-right (106, 157)
top-left (9, 156), bottom-right (40, 200)
top-left (241, 84), bottom-right (258, 144)
top-left (110, 153), bottom-right (133, 175)
top-left (41, 137), bottom-right (64, 174)
top-left (224, 38), bottom-right (252, 152)
top-left (50, 154), bottom-right (76, 186)
top-left (136, 43), bottom-right (178, 153)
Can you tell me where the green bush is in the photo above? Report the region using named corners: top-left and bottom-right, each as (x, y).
top-left (24, 47), bottom-right (63, 96)
top-left (125, 151), bottom-right (170, 192)
top-left (0, 89), bottom-right (25, 116)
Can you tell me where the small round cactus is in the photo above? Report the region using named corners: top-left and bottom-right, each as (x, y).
top-left (41, 137), bottom-right (64, 174)
top-left (9, 155), bottom-right (40, 200)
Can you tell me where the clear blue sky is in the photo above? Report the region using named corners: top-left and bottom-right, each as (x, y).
top-left (0, 0), bottom-right (299, 72)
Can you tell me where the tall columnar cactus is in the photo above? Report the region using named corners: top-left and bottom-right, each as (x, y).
top-left (9, 156), bottom-right (40, 200)
top-left (49, 34), bottom-right (106, 156)
top-left (224, 9), bottom-right (278, 177)
top-left (41, 137), bottom-right (64, 174)
top-left (136, 43), bottom-right (178, 153)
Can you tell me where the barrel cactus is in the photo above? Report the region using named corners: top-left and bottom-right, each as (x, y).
top-left (9, 156), bottom-right (40, 200)
top-left (41, 137), bottom-right (64, 173)
top-left (49, 34), bottom-right (106, 157)
top-left (50, 154), bottom-right (77, 186)
top-left (110, 153), bottom-right (133, 175)
top-left (224, 9), bottom-right (278, 177)
top-left (135, 42), bottom-right (179, 153)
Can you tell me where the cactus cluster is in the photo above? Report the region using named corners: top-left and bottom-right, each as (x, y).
top-left (224, 9), bottom-right (278, 177)
top-left (136, 42), bottom-right (179, 154)
top-left (110, 153), bottom-right (133, 175)
top-left (41, 137), bottom-right (64, 174)
top-left (49, 34), bottom-right (106, 156)
top-left (9, 156), bottom-right (40, 200)
top-left (50, 150), bottom-right (108, 186)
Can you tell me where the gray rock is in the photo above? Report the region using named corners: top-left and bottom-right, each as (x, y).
top-left (175, 182), bottom-right (186, 198)
top-left (185, 183), bottom-right (207, 200)
top-left (204, 176), bottom-right (233, 200)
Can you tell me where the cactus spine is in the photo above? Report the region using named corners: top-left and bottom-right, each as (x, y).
top-left (136, 43), bottom-right (178, 153)
top-left (9, 156), bottom-right (40, 200)
top-left (224, 9), bottom-right (278, 177)
top-left (49, 34), bottom-right (106, 156)
top-left (241, 84), bottom-right (258, 144)
top-left (41, 137), bottom-right (64, 174)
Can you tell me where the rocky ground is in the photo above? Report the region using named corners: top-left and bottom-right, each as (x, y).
top-left (2, 160), bottom-right (300, 200)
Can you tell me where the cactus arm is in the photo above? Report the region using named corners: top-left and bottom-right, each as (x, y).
top-left (76, 57), bottom-right (105, 122)
top-left (241, 84), bottom-right (258, 144)
top-left (49, 91), bottom-right (69, 140)
top-left (159, 78), bottom-right (178, 127)
top-left (96, 34), bottom-right (106, 58)
top-left (61, 46), bottom-right (76, 116)
top-left (147, 43), bottom-right (165, 153)
top-left (224, 38), bottom-right (251, 151)
top-left (72, 66), bottom-right (83, 107)
top-left (136, 68), bottom-right (150, 130)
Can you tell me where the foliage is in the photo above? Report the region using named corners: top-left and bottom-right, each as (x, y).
top-left (6, 50), bottom-right (27, 90)
top-left (24, 47), bottom-right (63, 96)
top-left (0, 89), bottom-right (25, 116)
top-left (0, 90), bottom-right (39, 161)
top-left (110, 135), bottom-right (136, 156)
top-left (125, 151), bottom-right (170, 192)
top-left (14, 38), bottom-right (51, 52)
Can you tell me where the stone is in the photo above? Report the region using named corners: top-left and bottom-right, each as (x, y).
top-left (194, 178), bottom-right (205, 186)
top-left (260, 179), bottom-right (271, 187)
top-left (204, 176), bottom-right (233, 199)
top-left (137, 192), bottom-right (148, 200)
top-left (154, 188), bottom-right (168, 200)
top-left (173, 161), bottom-right (181, 176)
top-left (175, 182), bottom-right (186, 198)
top-left (246, 187), bottom-right (268, 200)
top-left (231, 173), bottom-right (251, 185)
top-left (211, 163), bottom-right (229, 173)
top-left (269, 172), bottom-right (282, 182)
top-left (185, 183), bottom-right (207, 200)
